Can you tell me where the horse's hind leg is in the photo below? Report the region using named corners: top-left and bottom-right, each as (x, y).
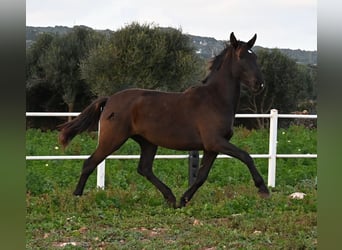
top-left (73, 147), bottom-right (114, 196)
top-left (179, 150), bottom-right (217, 207)
top-left (73, 128), bottom-right (128, 196)
top-left (134, 137), bottom-right (177, 208)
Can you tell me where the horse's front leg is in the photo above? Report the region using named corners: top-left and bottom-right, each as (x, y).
top-left (135, 137), bottom-right (177, 208)
top-left (212, 138), bottom-right (270, 197)
top-left (179, 151), bottom-right (218, 207)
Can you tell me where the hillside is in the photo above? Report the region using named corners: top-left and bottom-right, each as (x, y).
top-left (187, 34), bottom-right (317, 65)
top-left (26, 26), bottom-right (317, 65)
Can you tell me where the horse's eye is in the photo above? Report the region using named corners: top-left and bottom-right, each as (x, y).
top-left (248, 50), bottom-right (253, 54)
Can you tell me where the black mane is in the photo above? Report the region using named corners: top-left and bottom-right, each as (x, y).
top-left (202, 44), bottom-right (231, 83)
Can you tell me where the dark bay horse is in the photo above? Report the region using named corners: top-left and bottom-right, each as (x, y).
top-left (58, 32), bottom-right (270, 208)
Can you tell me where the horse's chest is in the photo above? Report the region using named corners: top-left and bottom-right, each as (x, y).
top-left (219, 116), bottom-right (234, 137)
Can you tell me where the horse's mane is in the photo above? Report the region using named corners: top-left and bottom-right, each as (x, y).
top-left (202, 43), bottom-right (230, 83)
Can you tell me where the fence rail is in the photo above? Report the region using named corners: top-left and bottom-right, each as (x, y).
top-left (26, 109), bottom-right (317, 188)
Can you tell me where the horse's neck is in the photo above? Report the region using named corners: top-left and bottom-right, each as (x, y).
top-left (207, 67), bottom-right (241, 114)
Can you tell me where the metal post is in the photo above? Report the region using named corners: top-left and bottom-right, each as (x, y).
top-left (268, 109), bottom-right (278, 187)
top-left (188, 150), bottom-right (199, 186)
top-left (97, 160), bottom-right (105, 189)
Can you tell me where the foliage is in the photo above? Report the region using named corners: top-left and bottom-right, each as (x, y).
top-left (27, 26), bottom-right (318, 65)
top-left (41, 26), bottom-right (103, 112)
top-left (26, 33), bottom-right (55, 81)
top-left (81, 23), bottom-right (205, 96)
top-left (26, 26), bottom-right (104, 113)
top-left (238, 49), bottom-right (317, 128)
top-left (26, 33), bottom-right (70, 118)
top-left (26, 126), bottom-right (317, 249)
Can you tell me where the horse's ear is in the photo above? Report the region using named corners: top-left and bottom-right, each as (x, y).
top-left (230, 32), bottom-right (238, 48)
top-left (247, 34), bottom-right (257, 48)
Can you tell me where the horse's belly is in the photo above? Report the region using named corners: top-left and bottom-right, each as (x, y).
top-left (141, 124), bottom-right (203, 151)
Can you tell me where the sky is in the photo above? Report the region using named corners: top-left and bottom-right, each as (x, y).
top-left (26, 0), bottom-right (317, 51)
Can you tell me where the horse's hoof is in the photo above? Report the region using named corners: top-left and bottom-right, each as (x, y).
top-left (178, 197), bottom-right (189, 208)
top-left (257, 185), bottom-right (271, 198)
top-left (73, 191), bottom-right (83, 196)
top-left (258, 190), bottom-right (271, 199)
top-left (166, 198), bottom-right (177, 209)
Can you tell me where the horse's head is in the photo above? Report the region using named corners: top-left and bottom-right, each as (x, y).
top-left (230, 32), bottom-right (264, 93)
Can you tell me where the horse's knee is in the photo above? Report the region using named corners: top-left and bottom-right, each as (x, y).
top-left (137, 167), bottom-right (145, 176)
top-left (242, 153), bottom-right (254, 166)
top-left (137, 166), bottom-right (151, 178)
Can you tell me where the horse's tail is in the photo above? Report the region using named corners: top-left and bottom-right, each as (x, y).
top-left (57, 97), bottom-right (109, 148)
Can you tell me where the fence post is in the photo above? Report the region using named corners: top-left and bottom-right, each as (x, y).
top-left (268, 109), bottom-right (278, 187)
top-left (97, 160), bottom-right (106, 189)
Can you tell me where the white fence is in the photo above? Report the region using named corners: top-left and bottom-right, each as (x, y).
top-left (26, 109), bottom-right (317, 188)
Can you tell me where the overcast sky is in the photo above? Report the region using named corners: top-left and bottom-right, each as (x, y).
top-left (26, 0), bottom-right (317, 51)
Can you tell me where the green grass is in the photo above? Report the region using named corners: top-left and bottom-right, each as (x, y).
top-left (26, 126), bottom-right (317, 249)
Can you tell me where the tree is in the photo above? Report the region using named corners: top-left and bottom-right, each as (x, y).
top-left (39, 26), bottom-right (104, 115)
top-left (295, 64), bottom-right (317, 113)
top-left (26, 33), bottom-right (64, 115)
top-left (238, 49), bottom-right (317, 128)
top-left (26, 27), bottom-right (103, 112)
top-left (81, 22), bottom-right (205, 96)
top-left (26, 33), bottom-right (55, 87)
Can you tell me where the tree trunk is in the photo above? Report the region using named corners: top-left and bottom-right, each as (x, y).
top-left (67, 102), bottom-right (74, 122)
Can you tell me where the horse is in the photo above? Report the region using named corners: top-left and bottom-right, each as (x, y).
top-left (58, 32), bottom-right (270, 208)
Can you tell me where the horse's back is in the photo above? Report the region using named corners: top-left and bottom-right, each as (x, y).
top-left (100, 88), bottom-right (184, 128)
